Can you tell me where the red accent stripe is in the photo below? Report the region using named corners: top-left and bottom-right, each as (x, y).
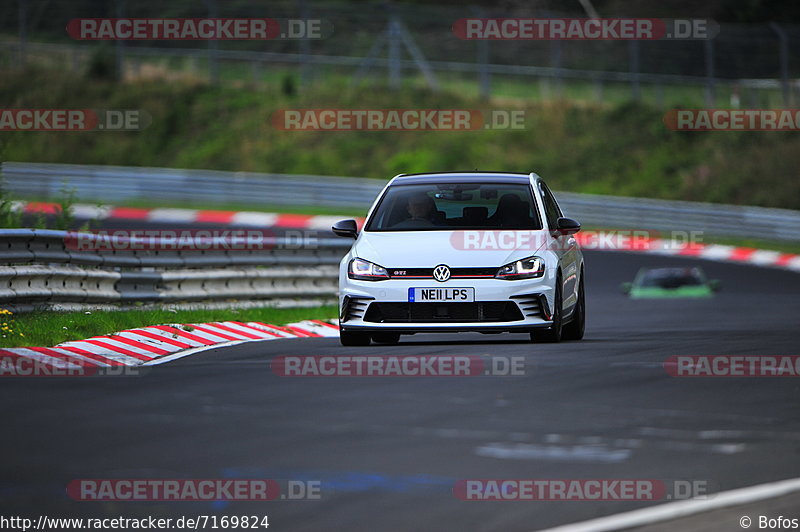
top-left (310, 319), bottom-right (339, 330)
top-left (57, 345), bottom-right (125, 366)
top-left (27, 347), bottom-right (96, 367)
top-left (24, 202), bottom-right (61, 214)
top-left (230, 321), bottom-right (283, 337)
top-left (95, 335), bottom-right (170, 355)
top-left (151, 325), bottom-right (215, 345)
top-left (122, 329), bottom-right (193, 350)
top-left (80, 339), bottom-right (153, 361)
top-left (207, 322), bottom-right (262, 340)
top-left (730, 247), bottom-right (756, 261)
top-left (275, 214), bottom-right (313, 228)
top-left (196, 210), bottom-right (237, 224)
top-left (110, 207), bottom-right (151, 220)
top-left (190, 324), bottom-right (241, 341)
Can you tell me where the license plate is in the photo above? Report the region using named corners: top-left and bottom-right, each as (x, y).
top-left (408, 287), bottom-right (475, 303)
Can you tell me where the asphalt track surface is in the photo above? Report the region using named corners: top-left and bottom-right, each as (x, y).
top-left (1, 250), bottom-right (799, 531)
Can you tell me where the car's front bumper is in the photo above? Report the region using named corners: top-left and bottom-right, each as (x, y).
top-left (339, 277), bottom-right (555, 333)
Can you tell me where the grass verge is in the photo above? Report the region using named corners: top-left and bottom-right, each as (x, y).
top-left (0, 305), bottom-right (338, 348)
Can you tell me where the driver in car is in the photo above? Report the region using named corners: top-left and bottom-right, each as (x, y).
top-left (392, 192), bottom-right (439, 228)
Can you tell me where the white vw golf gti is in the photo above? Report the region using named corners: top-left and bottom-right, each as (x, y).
top-left (332, 172), bottom-right (585, 346)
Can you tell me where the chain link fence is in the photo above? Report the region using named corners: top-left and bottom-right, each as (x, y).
top-left (2, 0), bottom-right (800, 106)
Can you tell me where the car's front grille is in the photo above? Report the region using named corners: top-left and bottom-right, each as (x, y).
top-left (341, 296), bottom-right (374, 322)
top-left (387, 267), bottom-right (497, 279)
top-left (510, 293), bottom-right (550, 319)
top-left (363, 301), bottom-right (524, 323)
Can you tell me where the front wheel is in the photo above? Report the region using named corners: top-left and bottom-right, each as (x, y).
top-left (340, 330), bottom-right (371, 346)
top-left (531, 276), bottom-right (563, 343)
top-left (561, 273), bottom-right (585, 341)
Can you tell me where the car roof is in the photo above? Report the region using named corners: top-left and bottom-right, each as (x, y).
top-left (390, 172), bottom-right (535, 185)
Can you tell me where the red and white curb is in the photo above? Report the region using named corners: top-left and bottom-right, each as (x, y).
top-left (16, 201), bottom-right (364, 231)
top-left (0, 319), bottom-right (339, 371)
top-left (574, 232), bottom-right (800, 273)
top-left (15, 201), bottom-right (799, 272)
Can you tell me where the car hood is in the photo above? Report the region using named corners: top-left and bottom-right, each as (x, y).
top-left (353, 230), bottom-right (549, 268)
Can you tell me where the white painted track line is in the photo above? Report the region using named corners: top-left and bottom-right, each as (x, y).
top-left (538, 476), bottom-right (800, 532)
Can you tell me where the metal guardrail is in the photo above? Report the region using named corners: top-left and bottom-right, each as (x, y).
top-left (4, 162), bottom-right (800, 242)
top-left (555, 191), bottom-right (800, 242)
top-left (3, 162), bottom-right (381, 209)
top-left (0, 229), bottom-right (349, 307)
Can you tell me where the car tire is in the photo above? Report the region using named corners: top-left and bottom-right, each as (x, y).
top-left (531, 275), bottom-right (563, 343)
top-left (562, 272), bottom-right (585, 341)
top-left (340, 330), bottom-right (371, 346)
top-left (372, 333), bottom-right (400, 344)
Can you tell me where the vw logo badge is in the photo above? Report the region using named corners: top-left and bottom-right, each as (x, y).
top-left (433, 264), bottom-right (451, 282)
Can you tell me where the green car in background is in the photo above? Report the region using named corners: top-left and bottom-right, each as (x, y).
top-left (621, 267), bottom-right (721, 299)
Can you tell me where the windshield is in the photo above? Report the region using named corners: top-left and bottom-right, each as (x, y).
top-left (640, 268), bottom-right (705, 288)
top-left (366, 183), bottom-right (542, 231)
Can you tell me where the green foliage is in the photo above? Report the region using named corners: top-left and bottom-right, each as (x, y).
top-left (0, 177), bottom-right (90, 230)
top-left (3, 66), bottom-right (799, 210)
top-left (0, 180), bottom-right (24, 229)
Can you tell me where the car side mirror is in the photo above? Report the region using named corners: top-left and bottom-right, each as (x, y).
top-left (332, 219), bottom-right (358, 239)
top-left (620, 282), bottom-right (632, 294)
top-left (708, 279), bottom-right (721, 292)
top-left (554, 217), bottom-right (581, 236)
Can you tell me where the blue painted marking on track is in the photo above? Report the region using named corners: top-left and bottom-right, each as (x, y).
top-left (221, 468), bottom-right (454, 494)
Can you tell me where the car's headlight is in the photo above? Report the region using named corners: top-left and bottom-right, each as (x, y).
top-left (495, 256), bottom-right (545, 280)
top-left (348, 258), bottom-right (390, 281)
